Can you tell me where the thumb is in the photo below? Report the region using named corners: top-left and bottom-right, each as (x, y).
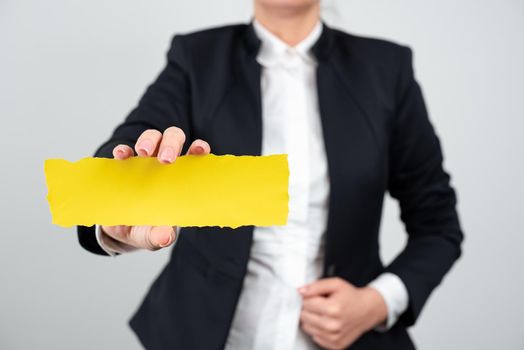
top-left (146, 226), bottom-right (176, 250)
top-left (298, 278), bottom-right (344, 298)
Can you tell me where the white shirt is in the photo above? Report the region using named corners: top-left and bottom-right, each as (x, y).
top-left (224, 21), bottom-right (409, 349)
top-left (97, 20), bottom-right (409, 348)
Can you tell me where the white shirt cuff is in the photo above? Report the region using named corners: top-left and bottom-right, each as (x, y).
top-left (95, 225), bottom-right (118, 257)
top-left (368, 272), bottom-right (409, 331)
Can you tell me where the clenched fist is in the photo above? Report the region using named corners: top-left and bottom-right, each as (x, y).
top-left (299, 277), bottom-right (388, 349)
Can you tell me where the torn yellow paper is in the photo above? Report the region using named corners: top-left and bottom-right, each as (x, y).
top-left (44, 154), bottom-right (289, 228)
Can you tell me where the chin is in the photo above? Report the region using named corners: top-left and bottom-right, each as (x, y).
top-left (256, 0), bottom-right (319, 11)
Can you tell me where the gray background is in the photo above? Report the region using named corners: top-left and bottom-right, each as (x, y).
top-left (1, 0), bottom-right (523, 349)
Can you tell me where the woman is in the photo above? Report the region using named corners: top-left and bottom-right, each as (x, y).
top-left (78, 0), bottom-right (463, 349)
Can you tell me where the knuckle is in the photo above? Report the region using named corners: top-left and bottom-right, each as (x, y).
top-left (144, 233), bottom-right (159, 251)
top-left (128, 228), bottom-right (148, 249)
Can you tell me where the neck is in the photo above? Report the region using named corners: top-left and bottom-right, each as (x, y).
top-left (254, 2), bottom-right (320, 46)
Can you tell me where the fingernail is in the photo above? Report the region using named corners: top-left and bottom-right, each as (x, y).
top-left (159, 147), bottom-right (174, 163)
top-left (138, 139), bottom-right (153, 155)
top-left (194, 146), bottom-right (205, 154)
top-left (159, 235), bottom-right (171, 247)
top-left (116, 148), bottom-right (125, 157)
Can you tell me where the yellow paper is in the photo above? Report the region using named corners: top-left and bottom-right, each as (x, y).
top-left (44, 154), bottom-right (289, 228)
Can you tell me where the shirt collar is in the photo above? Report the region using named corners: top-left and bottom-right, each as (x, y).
top-left (252, 19), bottom-right (323, 67)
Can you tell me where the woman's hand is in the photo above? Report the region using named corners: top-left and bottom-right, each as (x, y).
top-left (298, 277), bottom-right (388, 349)
top-left (100, 127), bottom-right (211, 252)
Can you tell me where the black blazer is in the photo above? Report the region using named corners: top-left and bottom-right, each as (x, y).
top-left (78, 22), bottom-right (463, 350)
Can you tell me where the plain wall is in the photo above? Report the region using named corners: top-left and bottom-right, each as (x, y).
top-left (1, 0), bottom-right (523, 349)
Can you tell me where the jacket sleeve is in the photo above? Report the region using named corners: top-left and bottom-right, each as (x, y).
top-left (77, 35), bottom-right (193, 255)
top-left (385, 46), bottom-right (464, 326)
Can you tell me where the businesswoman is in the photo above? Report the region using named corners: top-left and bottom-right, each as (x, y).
top-left (77, 0), bottom-right (463, 349)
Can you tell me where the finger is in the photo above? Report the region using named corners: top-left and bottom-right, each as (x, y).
top-left (299, 277), bottom-right (344, 298)
top-left (312, 330), bottom-right (360, 350)
top-left (135, 129), bottom-right (162, 157)
top-left (186, 139), bottom-right (211, 155)
top-left (98, 225), bottom-right (138, 253)
top-left (301, 320), bottom-right (322, 337)
top-left (302, 296), bottom-right (331, 315)
top-left (311, 334), bottom-right (340, 350)
top-left (100, 225), bottom-right (133, 245)
top-left (300, 310), bottom-right (341, 334)
top-left (302, 322), bottom-right (343, 349)
top-left (101, 225), bottom-right (130, 237)
top-left (158, 127), bottom-right (186, 164)
top-left (145, 226), bottom-right (176, 250)
top-left (103, 225), bottom-right (176, 251)
top-left (112, 144), bottom-right (134, 160)
top-left (303, 297), bottom-right (344, 318)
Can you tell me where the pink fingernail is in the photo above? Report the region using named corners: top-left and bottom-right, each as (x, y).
top-left (138, 139), bottom-right (153, 155)
top-left (159, 236), bottom-right (171, 247)
top-left (194, 146), bottom-right (205, 153)
top-left (159, 147), bottom-right (174, 163)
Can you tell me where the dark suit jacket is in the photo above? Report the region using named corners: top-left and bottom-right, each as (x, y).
top-left (78, 22), bottom-right (463, 350)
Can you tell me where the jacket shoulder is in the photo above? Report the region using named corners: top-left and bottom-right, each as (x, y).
top-left (166, 24), bottom-right (248, 69)
top-left (179, 23), bottom-right (248, 39)
top-left (173, 24), bottom-right (248, 52)
top-left (329, 27), bottom-right (414, 97)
